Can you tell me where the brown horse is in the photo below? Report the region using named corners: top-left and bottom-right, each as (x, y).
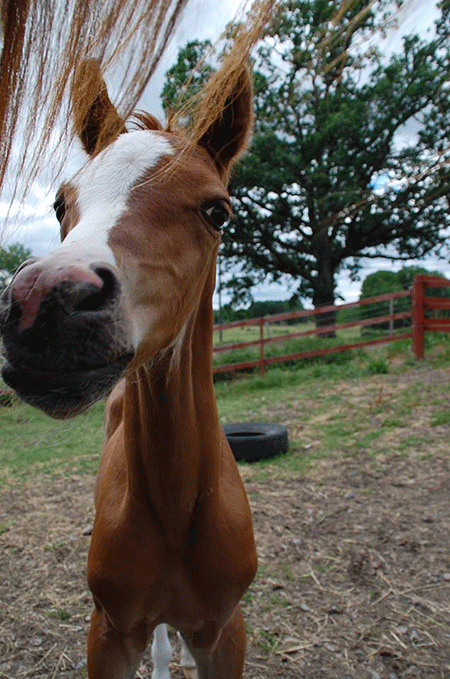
top-left (0, 59), bottom-right (257, 679)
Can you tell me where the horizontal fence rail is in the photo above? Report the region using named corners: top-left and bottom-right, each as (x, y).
top-left (213, 289), bottom-right (411, 330)
top-left (213, 290), bottom-right (412, 376)
top-left (213, 275), bottom-right (450, 376)
top-left (412, 275), bottom-right (450, 359)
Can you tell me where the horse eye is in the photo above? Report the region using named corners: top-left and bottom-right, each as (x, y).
top-left (200, 203), bottom-right (230, 231)
top-left (53, 197), bottom-right (66, 224)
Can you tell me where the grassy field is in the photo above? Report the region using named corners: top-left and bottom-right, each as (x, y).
top-left (2, 334), bottom-right (450, 678)
top-left (213, 319), bottom-right (369, 347)
top-left (212, 317), bottom-right (411, 369)
top-left (0, 330), bottom-right (448, 485)
top-left (0, 400), bottom-right (105, 483)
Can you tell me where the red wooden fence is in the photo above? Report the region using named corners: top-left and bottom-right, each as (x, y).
top-left (213, 274), bottom-right (450, 376)
top-left (412, 274), bottom-right (450, 359)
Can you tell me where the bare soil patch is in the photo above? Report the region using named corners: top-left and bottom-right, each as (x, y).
top-left (1, 365), bottom-right (450, 678)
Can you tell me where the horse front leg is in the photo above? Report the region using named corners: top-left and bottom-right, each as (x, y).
top-left (181, 604), bottom-right (246, 679)
top-left (87, 604), bottom-right (149, 679)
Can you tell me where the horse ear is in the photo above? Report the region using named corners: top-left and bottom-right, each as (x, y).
top-left (72, 60), bottom-right (126, 155)
top-left (198, 67), bottom-right (253, 174)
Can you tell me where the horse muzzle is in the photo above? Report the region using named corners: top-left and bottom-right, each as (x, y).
top-left (0, 259), bottom-right (134, 418)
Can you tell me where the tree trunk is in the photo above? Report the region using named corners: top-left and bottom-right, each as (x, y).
top-left (312, 228), bottom-right (336, 338)
top-left (313, 295), bottom-right (336, 338)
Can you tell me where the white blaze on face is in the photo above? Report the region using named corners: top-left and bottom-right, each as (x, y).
top-left (60, 130), bottom-right (173, 265)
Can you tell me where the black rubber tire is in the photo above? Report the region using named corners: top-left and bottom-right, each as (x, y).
top-left (223, 422), bottom-right (289, 463)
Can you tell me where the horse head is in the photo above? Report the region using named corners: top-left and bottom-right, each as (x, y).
top-left (0, 60), bottom-right (252, 418)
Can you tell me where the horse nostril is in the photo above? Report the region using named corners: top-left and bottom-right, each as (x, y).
top-left (73, 265), bottom-right (120, 313)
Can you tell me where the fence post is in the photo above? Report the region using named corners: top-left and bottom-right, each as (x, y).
top-left (412, 276), bottom-right (425, 360)
top-left (259, 317), bottom-right (265, 376)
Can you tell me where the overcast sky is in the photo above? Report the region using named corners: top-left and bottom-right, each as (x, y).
top-left (0, 0), bottom-right (444, 306)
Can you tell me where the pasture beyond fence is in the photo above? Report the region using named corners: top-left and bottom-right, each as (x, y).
top-left (213, 275), bottom-right (450, 376)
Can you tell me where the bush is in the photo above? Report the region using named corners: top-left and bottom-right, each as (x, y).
top-left (0, 389), bottom-right (14, 407)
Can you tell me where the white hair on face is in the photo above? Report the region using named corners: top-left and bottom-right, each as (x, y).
top-left (60, 130), bottom-right (174, 265)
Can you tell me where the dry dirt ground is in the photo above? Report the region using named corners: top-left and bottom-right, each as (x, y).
top-left (1, 367), bottom-right (450, 678)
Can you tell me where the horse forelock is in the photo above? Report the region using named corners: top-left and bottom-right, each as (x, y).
top-left (129, 112), bottom-right (165, 133)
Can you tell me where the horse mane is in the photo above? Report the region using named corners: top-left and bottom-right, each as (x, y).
top-left (0, 0), bottom-right (280, 203)
top-left (129, 112), bottom-right (165, 132)
top-left (173, 0), bottom-right (277, 163)
top-left (130, 0), bottom-right (279, 175)
top-left (0, 0), bottom-right (189, 198)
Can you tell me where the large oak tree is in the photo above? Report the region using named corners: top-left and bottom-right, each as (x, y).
top-left (163, 1), bottom-right (450, 324)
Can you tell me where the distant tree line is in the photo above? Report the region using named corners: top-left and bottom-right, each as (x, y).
top-left (357, 266), bottom-right (449, 331)
top-left (359, 266), bottom-right (447, 299)
top-left (216, 266), bottom-right (450, 327)
top-left (214, 298), bottom-right (304, 325)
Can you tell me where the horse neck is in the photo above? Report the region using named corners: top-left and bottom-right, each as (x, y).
top-left (121, 267), bottom-right (220, 532)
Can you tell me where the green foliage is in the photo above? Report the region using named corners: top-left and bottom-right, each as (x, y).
top-left (48, 607), bottom-right (72, 621)
top-left (360, 266), bottom-right (445, 298)
top-left (359, 266), bottom-right (450, 330)
top-left (360, 270), bottom-right (404, 299)
top-left (226, 1), bottom-right (450, 308)
top-left (367, 356), bottom-right (389, 375)
top-left (0, 242), bottom-right (32, 287)
top-left (214, 297), bottom-right (303, 324)
top-left (0, 389), bottom-right (14, 407)
top-left (163, 1), bottom-right (450, 312)
top-left (161, 40), bottom-right (214, 115)
top-left (397, 266), bottom-right (446, 291)
top-left (213, 320), bottom-right (371, 376)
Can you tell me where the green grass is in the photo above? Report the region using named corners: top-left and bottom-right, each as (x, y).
top-left (212, 318), bottom-right (414, 371)
top-left (213, 317), bottom-right (402, 347)
top-left (2, 332), bottom-right (450, 484)
top-left (216, 336), bottom-right (450, 473)
top-left (430, 410), bottom-right (450, 427)
top-left (48, 607), bottom-right (72, 621)
top-left (0, 399), bottom-right (105, 484)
